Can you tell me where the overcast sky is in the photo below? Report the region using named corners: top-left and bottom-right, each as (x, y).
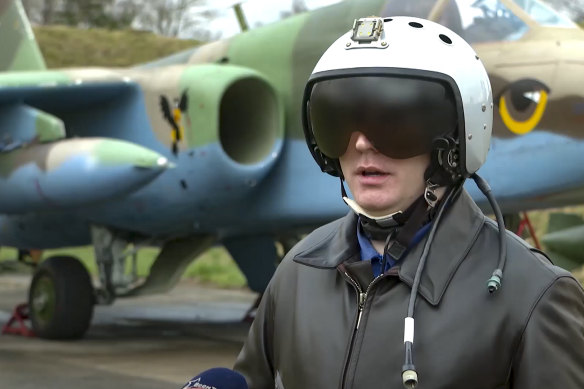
top-left (185, 0), bottom-right (582, 40)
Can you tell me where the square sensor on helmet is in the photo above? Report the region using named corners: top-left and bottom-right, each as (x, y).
top-left (351, 17), bottom-right (384, 43)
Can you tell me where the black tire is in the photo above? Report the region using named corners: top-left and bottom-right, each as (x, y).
top-left (28, 256), bottom-right (95, 339)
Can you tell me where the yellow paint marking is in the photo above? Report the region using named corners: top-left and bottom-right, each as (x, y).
top-left (172, 107), bottom-right (184, 142)
top-left (499, 90), bottom-right (548, 135)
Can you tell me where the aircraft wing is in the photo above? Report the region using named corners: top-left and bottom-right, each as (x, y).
top-left (0, 73), bottom-right (175, 214)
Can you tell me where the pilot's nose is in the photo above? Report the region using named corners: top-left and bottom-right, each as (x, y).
top-left (354, 132), bottom-right (377, 153)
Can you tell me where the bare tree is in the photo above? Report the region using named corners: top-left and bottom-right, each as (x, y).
top-left (58, 0), bottom-right (116, 27)
top-left (182, 8), bottom-right (222, 40)
top-left (22, 0), bottom-right (136, 28)
top-left (292, 0), bottom-right (308, 14)
top-left (42, 0), bottom-right (56, 24)
top-left (130, 0), bottom-right (208, 37)
top-left (280, 0), bottom-right (309, 20)
top-left (21, 0), bottom-right (42, 23)
top-left (21, 0), bottom-right (57, 25)
top-left (112, 0), bottom-right (141, 28)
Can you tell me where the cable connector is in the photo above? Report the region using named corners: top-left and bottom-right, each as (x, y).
top-left (402, 341), bottom-right (418, 388)
top-left (402, 368), bottom-right (418, 389)
top-left (487, 268), bottom-right (503, 293)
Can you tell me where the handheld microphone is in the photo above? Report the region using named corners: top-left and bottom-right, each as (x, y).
top-left (181, 367), bottom-right (248, 389)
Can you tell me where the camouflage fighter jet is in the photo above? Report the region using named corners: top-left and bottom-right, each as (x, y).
top-left (0, 0), bottom-right (583, 339)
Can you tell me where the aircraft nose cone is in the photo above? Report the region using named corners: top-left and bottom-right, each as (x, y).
top-left (92, 139), bottom-right (175, 169)
top-left (545, 39), bottom-right (584, 135)
top-left (560, 43), bottom-right (584, 63)
top-left (0, 138), bottom-right (175, 214)
top-left (154, 156), bottom-right (176, 169)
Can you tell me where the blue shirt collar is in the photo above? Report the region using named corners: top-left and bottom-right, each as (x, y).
top-left (356, 219), bottom-right (383, 261)
top-left (356, 216), bottom-right (432, 276)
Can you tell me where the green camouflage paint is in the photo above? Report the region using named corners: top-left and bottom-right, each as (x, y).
top-left (0, 138), bottom-right (169, 178)
top-left (227, 13), bottom-right (309, 138)
top-left (223, 0), bottom-right (389, 141)
top-left (34, 110), bottom-right (66, 142)
top-left (94, 139), bottom-right (171, 168)
top-left (0, 0), bottom-right (46, 71)
top-left (178, 64), bottom-right (283, 148)
top-left (0, 70), bottom-right (71, 87)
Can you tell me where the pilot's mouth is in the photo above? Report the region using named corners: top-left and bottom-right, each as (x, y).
top-left (361, 170), bottom-right (388, 176)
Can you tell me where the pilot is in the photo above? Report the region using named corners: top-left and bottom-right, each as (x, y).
top-left (234, 16), bottom-right (584, 389)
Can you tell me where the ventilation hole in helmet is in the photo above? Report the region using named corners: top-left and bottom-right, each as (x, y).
top-left (409, 22), bottom-right (423, 28)
top-left (439, 34), bottom-right (452, 44)
top-left (384, 18), bottom-right (393, 22)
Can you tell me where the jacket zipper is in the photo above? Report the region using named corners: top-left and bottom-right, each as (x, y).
top-left (340, 272), bottom-right (384, 389)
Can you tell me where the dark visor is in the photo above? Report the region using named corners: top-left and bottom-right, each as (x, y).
top-left (308, 76), bottom-right (457, 159)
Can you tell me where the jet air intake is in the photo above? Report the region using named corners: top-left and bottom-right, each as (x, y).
top-left (180, 64), bottom-right (283, 171)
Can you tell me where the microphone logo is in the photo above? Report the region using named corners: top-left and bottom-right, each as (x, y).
top-left (183, 378), bottom-right (218, 389)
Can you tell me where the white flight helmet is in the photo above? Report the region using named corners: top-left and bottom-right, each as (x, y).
top-left (302, 16), bottom-right (493, 181)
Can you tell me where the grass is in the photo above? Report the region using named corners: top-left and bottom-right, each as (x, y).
top-left (1, 207), bottom-right (584, 289)
top-left (33, 25), bottom-right (201, 68)
top-left (0, 245), bottom-right (247, 289)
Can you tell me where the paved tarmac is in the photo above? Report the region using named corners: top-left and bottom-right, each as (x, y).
top-left (0, 271), bottom-right (257, 388)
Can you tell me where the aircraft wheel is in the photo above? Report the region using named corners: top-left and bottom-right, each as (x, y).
top-left (28, 256), bottom-right (95, 339)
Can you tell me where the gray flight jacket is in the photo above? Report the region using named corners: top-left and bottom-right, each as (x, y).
top-left (234, 190), bottom-right (584, 389)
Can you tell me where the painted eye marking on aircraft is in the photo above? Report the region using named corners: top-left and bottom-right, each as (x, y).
top-left (498, 79), bottom-right (550, 135)
top-left (159, 90), bottom-right (189, 155)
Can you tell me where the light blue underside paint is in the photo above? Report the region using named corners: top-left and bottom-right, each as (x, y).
top-left (0, 211), bottom-right (90, 248)
top-left (81, 131), bottom-right (584, 234)
top-left (0, 155), bottom-right (163, 213)
top-left (5, 128), bottom-right (584, 249)
top-left (467, 131), bottom-right (584, 211)
top-left (0, 105), bottom-right (54, 149)
top-left (0, 72), bottom-right (582, 250)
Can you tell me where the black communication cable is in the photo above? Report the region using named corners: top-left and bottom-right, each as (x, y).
top-left (471, 173), bottom-right (507, 293)
top-left (401, 175), bottom-right (508, 388)
top-left (401, 184), bottom-right (460, 389)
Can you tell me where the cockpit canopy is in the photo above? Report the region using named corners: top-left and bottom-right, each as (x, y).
top-left (382, 0), bottom-right (579, 45)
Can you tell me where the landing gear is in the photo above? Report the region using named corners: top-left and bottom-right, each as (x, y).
top-left (224, 234), bottom-right (302, 322)
top-left (504, 212), bottom-right (542, 249)
top-left (7, 226), bottom-right (215, 339)
top-left (28, 256), bottom-right (94, 339)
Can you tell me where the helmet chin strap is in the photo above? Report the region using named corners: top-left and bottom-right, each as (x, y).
top-left (342, 196), bottom-right (403, 228)
top-left (340, 179), bottom-right (438, 243)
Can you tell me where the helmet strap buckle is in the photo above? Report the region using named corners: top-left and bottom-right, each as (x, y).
top-left (424, 181), bottom-right (439, 208)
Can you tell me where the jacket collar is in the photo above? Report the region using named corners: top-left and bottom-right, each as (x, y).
top-left (293, 190), bottom-right (485, 306)
top-left (292, 211), bottom-right (360, 269)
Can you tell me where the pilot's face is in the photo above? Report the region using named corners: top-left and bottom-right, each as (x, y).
top-left (339, 132), bottom-right (429, 217)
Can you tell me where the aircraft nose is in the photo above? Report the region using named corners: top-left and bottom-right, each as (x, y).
top-left (557, 37), bottom-right (584, 75)
top-left (543, 39), bottom-right (584, 136)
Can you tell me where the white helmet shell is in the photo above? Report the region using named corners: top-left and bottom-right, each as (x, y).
top-left (306, 16), bottom-right (493, 176)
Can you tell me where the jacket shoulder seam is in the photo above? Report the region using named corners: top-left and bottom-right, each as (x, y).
top-left (290, 221), bottom-right (342, 264)
top-left (294, 227), bottom-right (337, 257)
top-left (506, 275), bottom-right (576, 382)
top-left (483, 217), bottom-right (557, 276)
